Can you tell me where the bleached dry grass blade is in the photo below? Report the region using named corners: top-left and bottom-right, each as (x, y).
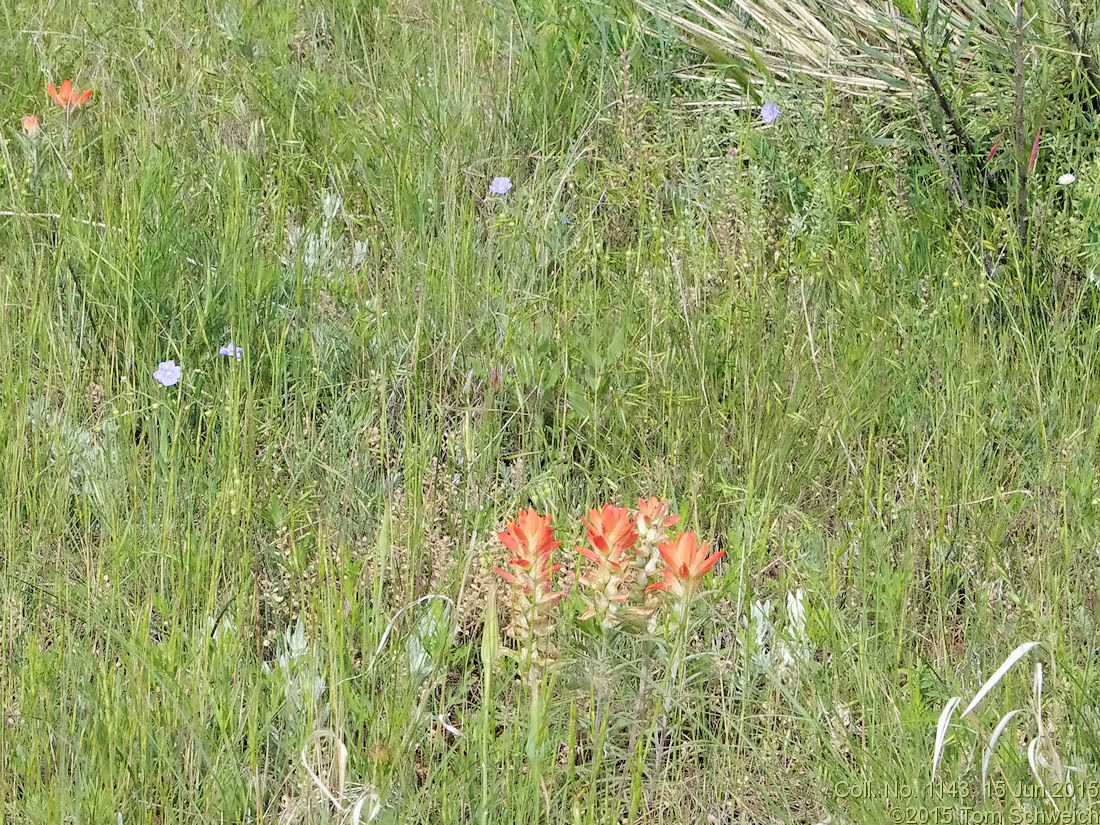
top-left (299, 729), bottom-right (382, 824)
top-left (1026, 738), bottom-right (1058, 808)
top-left (632, 0), bottom-right (1028, 102)
top-left (348, 792), bottom-right (383, 825)
top-left (960, 642), bottom-right (1040, 718)
top-left (351, 594), bottom-right (456, 678)
top-left (1033, 661), bottom-right (1044, 737)
top-left (437, 712), bottom-right (464, 738)
top-left (981, 709), bottom-right (1022, 788)
top-left (300, 729), bottom-right (349, 810)
top-left (1026, 661), bottom-right (1069, 809)
top-left (932, 696), bottom-right (962, 781)
top-left (635, 0), bottom-right (914, 89)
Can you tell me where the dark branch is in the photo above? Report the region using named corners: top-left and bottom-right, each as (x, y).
top-left (1063, 0), bottom-right (1100, 102)
top-left (1014, 0), bottom-right (1029, 249)
top-left (906, 36), bottom-right (978, 158)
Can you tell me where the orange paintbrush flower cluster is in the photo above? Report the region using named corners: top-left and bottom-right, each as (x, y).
top-left (575, 504), bottom-right (639, 628)
top-left (647, 531), bottom-right (724, 601)
top-left (47, 79), bottom-right (93, 111)
top-left (634, 496), bottom-right (682, 593)
top-left (493, 510), bottom-right (564, 675)
top-left (19, 80), bottom-right (94, 136)
top-left (494, 498), bottom-right (723, 658)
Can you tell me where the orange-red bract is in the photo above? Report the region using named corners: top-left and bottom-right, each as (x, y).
top-left (636, 497), bottom-right (680, 532)
top-left (493, 509), bottom-right (563, 603)
top-left (578, 504), bottom-right (637, 566)
top-left (575, 504), bottom-right (640, 626)
top-left (47, 79), bottom-right (93, 110)
top-left (492, 509), bottom-right (564, 673)
top-left (648, 531), bottom-right (724, 598)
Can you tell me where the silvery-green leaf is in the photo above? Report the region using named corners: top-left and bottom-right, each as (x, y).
top-left (408, 634), bottom-right (432, 686)
top-left (288, 615), bottom-right (309, 661)
top-left (408, 601), bottom-right (452, 687)
top-left (322, 192), bottom-right (343, 223)
top-left (351, 240), bottom-right (369, 268)
top-left (787, 589), bottom-right (807, 645)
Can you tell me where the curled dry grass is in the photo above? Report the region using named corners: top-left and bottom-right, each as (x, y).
top-left (635, 0), bottom-right (1075, 108)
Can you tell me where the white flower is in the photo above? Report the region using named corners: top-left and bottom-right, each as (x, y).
top-left (1058, 173), bottom-right (1076, 186)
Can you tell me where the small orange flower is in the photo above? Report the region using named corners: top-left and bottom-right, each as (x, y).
top-left (21, 114), bottom-right (41, 136)
top-left (648, 531), bottom-right (724, 599)
top-left (47, 79), bottom-right (93, 111)
top-left (633, 497), bottom-right (682, 594)
top-left (636, 497), bottom-right (680, 535)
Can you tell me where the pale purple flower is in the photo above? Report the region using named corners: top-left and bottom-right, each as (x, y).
top-left (153, 360), bottom-right (182, 387)
top-left (760, 102), bottom-right (780, 124)
top-left (488, 176), bottom-right (513, 195)
top-left (220, 342), bottom-right (243, 360)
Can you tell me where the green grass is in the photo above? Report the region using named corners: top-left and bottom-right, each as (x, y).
top-left (4, 0), bottom-right (1100, 822)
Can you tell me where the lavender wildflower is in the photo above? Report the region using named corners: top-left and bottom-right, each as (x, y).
top-left (760, 102), bottom-right (780, 125)
top-left (220, 342), bottom-right (243, 360)
top-left (488, 176), bottom-right (513, 195)
top-left (153, 360), bottom-right (182, 387)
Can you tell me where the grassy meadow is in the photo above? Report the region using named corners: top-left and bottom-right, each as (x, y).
top-left (4, 0), bottom-right (1100, 821)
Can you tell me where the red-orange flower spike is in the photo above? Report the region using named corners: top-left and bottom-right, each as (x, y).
top-left (47, 79), bottom-right (93, 111)
top-left (648, 531), bottom-right (724, 600)
top-left (633, 497), bottom-right (681, 591)
top-left (576, 505), bottom-right (640, 627)
top-left (636, 497), bottom-right (680, 536)
top-left (579, 504), bottom-right (637, 565)
top-left (494, 509), bottom-right (562, 588)
top-left (493, 510), bottom-right (563, 675)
